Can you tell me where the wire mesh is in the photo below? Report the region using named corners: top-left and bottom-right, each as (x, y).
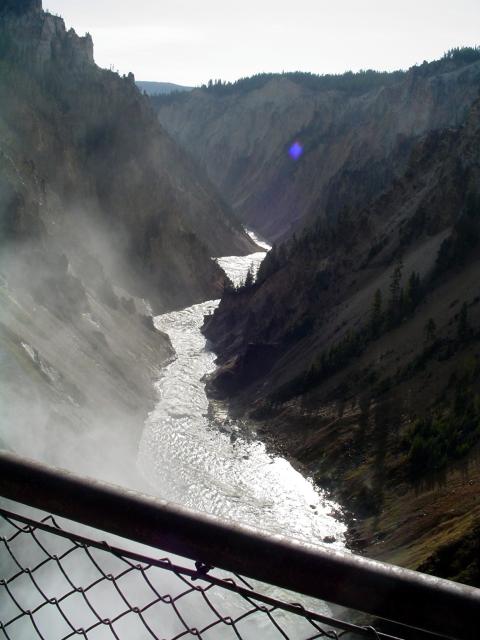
top-left (0, 506), bottom-right (396, 640)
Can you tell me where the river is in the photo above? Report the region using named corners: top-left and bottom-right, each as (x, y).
top-left (137, 233), bottom-right (347, 636)
top-left (139, 233), bottom-right (345, 546)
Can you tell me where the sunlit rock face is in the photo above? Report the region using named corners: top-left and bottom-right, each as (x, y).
top-left (1, 1), bottom-right (94, 69)
top-left (156, 59), bottom-right (480, 242)
top-left (0, 4), bottom-right (255, 480)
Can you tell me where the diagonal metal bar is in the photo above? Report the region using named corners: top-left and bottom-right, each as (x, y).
top-left (1, 450), bottom-right (479, 640)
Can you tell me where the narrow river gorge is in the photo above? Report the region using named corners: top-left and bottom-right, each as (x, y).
top-left (138, 232), bottom-right (346, 639)
top-left (136, 235), bottom-right (347, 636)
top-left (139, 233), bottom-right (346, 549)
top-left (0, 237), bottom-right (348, 640)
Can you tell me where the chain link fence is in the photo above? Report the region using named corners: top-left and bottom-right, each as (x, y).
top-left (2, 452), bottom-right (479, 640)
top-left (0, 507), bottom-right (389, 640)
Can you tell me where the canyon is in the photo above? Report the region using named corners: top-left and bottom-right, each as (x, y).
top-left (151, 48), bottom-right (480, 586)
top-left (200, 85), bottom-right (480, 585)
top-left (1, 0), bottom-right (480, 598)
top-left (155, 57), bottom-right (480, 243)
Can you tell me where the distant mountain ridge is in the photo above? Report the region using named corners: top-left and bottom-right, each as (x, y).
top-left (155, 50), bottom-right (480, 243)
top-left (137, 80), bottom-right (193, 96)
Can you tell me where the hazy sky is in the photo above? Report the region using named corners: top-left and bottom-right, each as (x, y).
top-left (45, 1), bottom-right (479, 86)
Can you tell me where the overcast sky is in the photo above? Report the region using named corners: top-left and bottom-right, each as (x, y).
top-left (45, 0), bottom-right (479, 86)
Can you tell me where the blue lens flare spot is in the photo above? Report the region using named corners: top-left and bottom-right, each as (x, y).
top-left (288, 141), bottom-right (303, 161)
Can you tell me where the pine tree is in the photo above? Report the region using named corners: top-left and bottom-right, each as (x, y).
top-left (244, 266), bottom-right (254, 288)
top-left (457, 302), bottom-right (471, 342)
top-left (389, 259), bottom-right (403, 304)
top-left (406, 271), bottom-right (421, 312)
top-left (223, 279), bottom-right (236, 295)
top-left (398, 287), bottom-right (406, 319)
top-left (387, 258), bottom-right (403, 325)
top-left (257, 245), bottom-right (277, 282)
top-left (424, 318), bottom-right (437, 344)
top-left (370, 289), bottom-right (383, 337)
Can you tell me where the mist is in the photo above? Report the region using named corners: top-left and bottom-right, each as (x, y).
top-left (0, 207), bottom-right (345, 639)
top-left (0, 203), bottom-right (188, 638)
top-left (0, 206), bottom-right (173, 487)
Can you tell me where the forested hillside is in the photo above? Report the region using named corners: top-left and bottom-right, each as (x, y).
top-left (203, 95), bottom-right (480, 586)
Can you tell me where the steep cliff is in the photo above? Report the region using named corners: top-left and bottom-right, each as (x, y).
top-left (156, 56), bottom-right (480, 242)
top-left (1, 0), bottom-right (42, 16)
top-left (203, 98), bottom-right (480, 585)
top-left (0, 3), bottom-right (254, 482)
top-left (0, 5), bottom-right (256, 308)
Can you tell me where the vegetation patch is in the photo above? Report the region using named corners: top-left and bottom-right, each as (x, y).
top-left (270, 258), bottom-right (424, 403)
top-left (406, 355), bottom-right (480, 475)
top-left (418, 523), bottom-right (480, 587)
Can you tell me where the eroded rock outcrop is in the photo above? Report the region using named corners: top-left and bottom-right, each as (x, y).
top-left (1, 0), bottom-right (42, 16)
top-left (156, 58), bottom-right (480, 242)
top-left (0, 2), bottom-right (254, 482)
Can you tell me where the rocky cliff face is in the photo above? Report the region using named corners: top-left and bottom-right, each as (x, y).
top-left (1, 3), bottom-right (93, 67)
top-left (1, 3), bottom-right (256, 303)
top-left (0, 3), bottom-right (254, 482)
top-left (203, 98), bottom-right (480, 585)
top-left (156, 59), bottom-right (480, 242)
top-left (1, 0), bottom-right (42, 16)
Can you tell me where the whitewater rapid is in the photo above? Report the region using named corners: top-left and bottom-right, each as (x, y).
top-left (138, 232), bottom-right (346, 549)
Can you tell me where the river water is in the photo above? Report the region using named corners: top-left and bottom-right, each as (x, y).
top-left (138, 233), bottom-right (346, 580)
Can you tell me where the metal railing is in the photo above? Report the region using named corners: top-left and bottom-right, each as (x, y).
top-left (0, 450), bottom-right (479, 640)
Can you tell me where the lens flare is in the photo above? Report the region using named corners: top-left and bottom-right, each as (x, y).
top-left (289, 141), bottom-right (303, 160)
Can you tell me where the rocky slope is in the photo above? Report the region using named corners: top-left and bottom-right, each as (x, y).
top-left (137, 81), bottom-right (193, 96)
top-left (156, 56), bottom-right (480, 242)
top-left (203, 97), bottom-right (480, 585)
top-left (0, 1), bottom-right (254, 483)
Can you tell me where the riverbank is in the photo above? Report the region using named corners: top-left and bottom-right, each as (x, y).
top-left (138, 246), bottom-right (347, 555)
top-left (220, 390), bottom-right (480, 586)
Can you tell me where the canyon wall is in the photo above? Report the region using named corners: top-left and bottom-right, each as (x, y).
top-left (203, 96), bottom-right (480, 585)
top-left (156, 59), bottom-right (480, 242)
top-left (0, 2), bottom-right (254, 481)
